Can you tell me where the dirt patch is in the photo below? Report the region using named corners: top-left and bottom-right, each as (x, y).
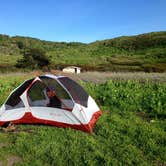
top-left (136, 112), bottom-right (150, 122)
top-left (6, 155), bottom-right (22, 166)
top-left (0, 161), bottom-right (3, 166)
top-left (0, 143), bottom-right (8, 148)
top-left (0, 155), bottom-right (21, 166)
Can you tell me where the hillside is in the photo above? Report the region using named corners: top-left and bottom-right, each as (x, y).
top-left (0, 31), bottom-right (166, 72)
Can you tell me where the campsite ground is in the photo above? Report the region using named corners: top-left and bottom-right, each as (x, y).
top-left (0, 71), bottom-right (166, 165)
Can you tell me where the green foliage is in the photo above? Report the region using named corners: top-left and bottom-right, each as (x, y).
top-left (84, 80), bottom-right (166, 118)
top-left (16, 48), bottom-right (50, 69)
top-left (16, 41), bottom-right (24, 49)
top-left (94, 31), bottom-right (166, 51)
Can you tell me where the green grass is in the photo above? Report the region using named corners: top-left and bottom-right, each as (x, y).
top-left (0, 54), bottom-right (21, 65)
top-left (46, 45), bottom-right (166, 72)
top-left (0, 54), bottom-right (22, 72)
top-left (0, 75), bottom-right (166, 165)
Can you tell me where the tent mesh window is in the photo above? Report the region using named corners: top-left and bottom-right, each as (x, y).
top-left (5, 79), bottom-right (34, 110)
top-left (28, 80), bottom-right (48, 107)
top-left (37, 76), bottom-right (74, 110)
top-left (58, 77), bottom-right (89, 107)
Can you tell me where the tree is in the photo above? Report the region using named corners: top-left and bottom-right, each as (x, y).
top-left (16, 48), bottom-right (50, 69)
top-left (16, 41), bottom-right (24, 49)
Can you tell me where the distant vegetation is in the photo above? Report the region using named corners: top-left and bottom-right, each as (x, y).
top-left (0, 31), bottom-right (166, 72)
top-left (16, 48), bottom-right (50, 69)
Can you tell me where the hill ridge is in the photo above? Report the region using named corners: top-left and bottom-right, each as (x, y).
top-left (0, 31), bottom-right (166, 72)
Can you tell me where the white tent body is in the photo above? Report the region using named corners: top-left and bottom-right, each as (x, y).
top-left (0, 74), bottom-right (102, 133)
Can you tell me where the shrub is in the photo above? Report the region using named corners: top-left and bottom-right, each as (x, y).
top-left (16, 48), bottom-right (50, 69)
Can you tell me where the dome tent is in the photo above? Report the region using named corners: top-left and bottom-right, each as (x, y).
top-left (0, 74), bottom-right (102, 133)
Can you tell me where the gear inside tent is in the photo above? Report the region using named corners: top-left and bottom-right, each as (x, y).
top-left (0, 74), bottom-right (102, 133)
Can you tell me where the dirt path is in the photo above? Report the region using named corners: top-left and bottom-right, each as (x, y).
top-left (1, 71), bottom-right (166, 83)
top-left (60, 71), bottom-right (166, 83)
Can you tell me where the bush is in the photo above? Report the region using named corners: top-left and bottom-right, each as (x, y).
top-left (16, 48), bottom-right (50, 69)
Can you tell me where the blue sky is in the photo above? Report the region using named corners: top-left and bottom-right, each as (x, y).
top-left (0, 0), bottom-right (166, 43)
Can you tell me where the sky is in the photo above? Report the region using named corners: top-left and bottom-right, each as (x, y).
top-left (0, 0), bottom-right (166, 43)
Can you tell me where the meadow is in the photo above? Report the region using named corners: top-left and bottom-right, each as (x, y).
top-left (0, 74), bottom-right (165, 165)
